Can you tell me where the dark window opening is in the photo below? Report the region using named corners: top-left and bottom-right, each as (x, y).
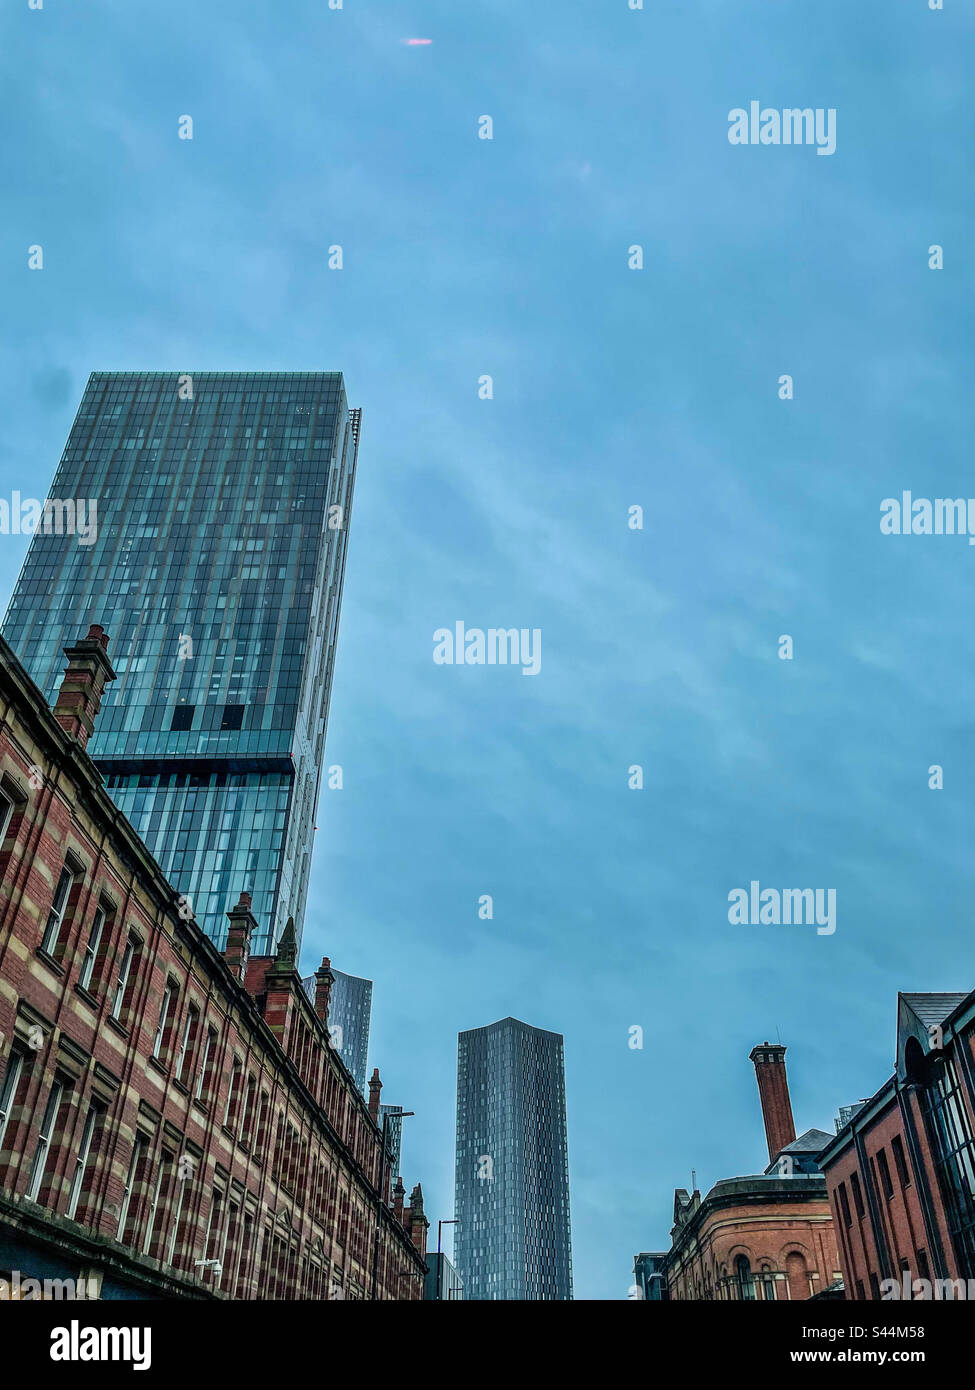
top-left (220, 705), bottom-right (244, 732)
top-left (171, 705), bottom-right (195, 732)
top-left (877, 1149), bottom-right (894, 1200)
top-left (850, 1172), bottom-right (866, 1218)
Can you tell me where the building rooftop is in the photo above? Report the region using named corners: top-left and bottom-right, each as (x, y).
top-left (900, 992), bottom-right (969, 1028)
top-left (778, 1128), bottom-right (835, 1154)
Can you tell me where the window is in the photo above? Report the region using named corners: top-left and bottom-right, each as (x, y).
top-left (255, 1090), bottom-right (270, 1158)
top-left (79, 902), bottom-right (110, 991)
top-left (176, 1006), bottom-right (200, 1085)
top-left (920, 1052), bottom-right (975, 1276)
top-left (221, 1201), bottom-right (240, 1291)
top-left (877, 1148), bottom-right (894, 1200)
top-left (66, 1102), bottom-right (101, 1220)
top-left (40, 862), bottom-right (77, 955)
top-left (837, 1181), bottom-right (852, 1226)
top-left (204, 1189), bottom-right (225, 1263)
top-left (167, 1171), bottom-right (189, 1267)
top-left (0, 1051), bottom-right (25, 1150)
top-left (170, 704), bottom-right (194, 731)
top-left (785, 1250), bottom-right (810, 1301)
top-left (892, 1135), bottom-right (911, 1189)
top-left (224, 1057), bottom-right (242, 1129)
top-left (153, 979), bottom-right (179, 1060)
top-left (117, 1135), bottom-right (146, 1243)
top-left (220, 705), bottom-right (244, 732)
top-left (0, 782), bottom-right (26, 878)
top-left (27, 1077), bottom-right (65, 1201)
top-left (240, 1073), bottom-right (256, 1143)
top-left (850, 1172), bottom-right (865, 1218)
top-left (235, 1212), bottom-right (255, 1297)
top-left (735, 1254), bottom-right (754, 1301)
top-left (142, 1152), bottom-right (172, 1256)
top-left (111, 933), bottom-right (140, 1022)
top-left (194, 1026), bottom-right (217, 1101)
top-left (0, 788), bottom-right (14, 846)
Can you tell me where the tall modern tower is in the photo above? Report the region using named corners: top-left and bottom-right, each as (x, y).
top-left (3, 371), bottom-right (360, 956)
top-left (301, 966), bottom-right (372, 1092)
top-left (454, 1017), bottom-right (573, 1300)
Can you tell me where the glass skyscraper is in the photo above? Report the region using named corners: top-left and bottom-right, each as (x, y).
top-left (454, 1017), bottom-right (573, 1300)
top-left (379, 1103), bottom-right (404, 1175)
top-left (3, 371), bottom-right (360, 956)
top-left (301, 966), bottom-right (372, 1093)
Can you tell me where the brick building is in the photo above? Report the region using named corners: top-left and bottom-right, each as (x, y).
top-left (661, 1043), bottom-right (841, 1300)
top-left (0, 627), bottom-right (427, 1299)
top-left (818, 991), bottom-right (975, 1299)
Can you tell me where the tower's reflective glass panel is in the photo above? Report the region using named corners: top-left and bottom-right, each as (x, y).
top-left (301, 966), bottom-right (372, 1093)
top-left (454, 1017), bottom-right (573, 1300)
top-left (3, 371), bottom-right (359, 955)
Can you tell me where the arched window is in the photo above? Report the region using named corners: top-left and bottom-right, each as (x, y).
top-left (761, 1264), bottom-right (776, 1301)
top-left (786, 1250), bottom-right (810, 1300)
top-left (735, 1254), bottom-right (755, 1300)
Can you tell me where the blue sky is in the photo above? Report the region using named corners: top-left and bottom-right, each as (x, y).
top-left (1, 0), bottom-right (974, 1299)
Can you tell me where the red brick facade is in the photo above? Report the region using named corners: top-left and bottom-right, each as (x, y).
top-left (750, 1042), bottom-right (797, 1162)
top-left (665, 1179), bottom-right (840, 1301)
top-left (819, 992), bottom-right (975, 1299)
top-left (0, 629), bottom-right (427, 1299)
top-left (661, 1042), bottom-right (841, 1300)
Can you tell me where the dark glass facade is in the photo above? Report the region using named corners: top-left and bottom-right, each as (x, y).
top-left (2, 371), bottom-right (360, 956)
top-left (301, 966), bottom-right (372, 1093)
top-left (424, 1252), bottom-right (464, 1301)
top-left (633, 1251), bottom-right (669, 1301)
top-left (379, 1104), bottom-right (405, 1176)
top-left (454, 1017), bottom-right (572, 1300)
top-left (921, 1053), bottom-right (975, 1277)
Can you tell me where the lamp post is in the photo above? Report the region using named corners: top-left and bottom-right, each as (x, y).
top-left (436, 1218), bottom-right (457, 1300)
top-left (370, 1109), bottom-right (414, 1300)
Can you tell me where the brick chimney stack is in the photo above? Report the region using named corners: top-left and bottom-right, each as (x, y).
top-left (368, 1067), bottom-right (382, 1123)
top-left (392, 1176), bottom-right (405, 1223)
top-left (313, 957), bottom-right (334, 1025)
top-left (749, 1041), bottom-right (797, 1162)
top-left (224, 892), bottom-right (257, 981)
top-left (52, 625), bottom-right (116, 750)
top-left (406, 1183), bottom-right (429, 1257)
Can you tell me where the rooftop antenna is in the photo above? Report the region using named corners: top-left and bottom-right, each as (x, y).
top-left (691, 1168), bottom-right (697, 1191)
